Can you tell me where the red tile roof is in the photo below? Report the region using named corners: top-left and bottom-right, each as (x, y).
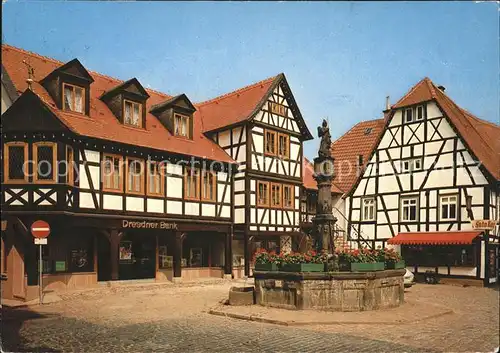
top-left (392, 77), bottom-right (500, 180)
top-left (303, 157), bottom-right (343, 194)
top-left (197, 75), bottom-right (279, 133)
top-left (1, 44), bottom-right (236, 163)
top-left (388, 231), bottom-right (482, 245)
top-left (331, 119), bottom-right (385, 193)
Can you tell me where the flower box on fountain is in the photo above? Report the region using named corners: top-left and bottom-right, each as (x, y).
top-left (253, 249), bottom-right (328, 272)
top-left (336, 246), bottom-right (403, 272)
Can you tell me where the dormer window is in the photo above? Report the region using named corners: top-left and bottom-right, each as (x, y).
top-left (63, 83), bottom-right (84, 113)
top-left (124, 100), bottom-right (142, 128)
top-left (174, 113), bottom-right (190, 138)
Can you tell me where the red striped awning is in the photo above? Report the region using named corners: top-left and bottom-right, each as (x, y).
top-left (387, 231), bottom-right (482, 245)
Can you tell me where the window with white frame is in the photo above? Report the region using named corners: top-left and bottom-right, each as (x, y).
top-left (402, 158), bottom-right (423, 173)
top-left (440, 195), bottom-right (458, 220)
top-left (401, 197), bottom-right (418, 222)
top-left (362, 197), bottom-right (376, 221)
top-left (405, 108), bottom-right (413, 123)
top-left (416, 105), bottom-right (424, 121)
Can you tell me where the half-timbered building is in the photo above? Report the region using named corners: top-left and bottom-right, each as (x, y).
top-left (198, 75), bottom-right (313, 275)
top-left (1, 44), bottom-right (314, 300)
top-left (343, 78), bottom-right (499, 285)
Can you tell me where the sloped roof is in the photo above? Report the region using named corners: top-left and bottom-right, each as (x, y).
top-left (197, 73), bottom-right (314, 140)
top-left (303, 157), bottom-right (343, 194)
top-left (197, 75), bottom-right (278, 132)
top-left (392, 77), bottom-right (500, 180)
top-left (331, 119), bottom-right (385, 193)
top-left (1, 44), bottom-right (235, 163)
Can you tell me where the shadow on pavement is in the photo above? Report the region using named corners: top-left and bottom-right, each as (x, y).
top-left (1, 306), bottom-right (62, 352)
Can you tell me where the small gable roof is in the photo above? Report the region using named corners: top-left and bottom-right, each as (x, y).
top-left (150, 94), bottom-right (196, 113)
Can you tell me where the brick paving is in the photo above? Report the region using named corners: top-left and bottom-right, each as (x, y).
top-left (1, 280), bottom-right (498, 352)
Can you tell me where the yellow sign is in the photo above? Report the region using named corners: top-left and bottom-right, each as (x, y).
top-left (471, 220), bottom-right (497, 231)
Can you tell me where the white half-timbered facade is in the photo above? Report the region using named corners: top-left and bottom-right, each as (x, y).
top-left (345, 78), bottom-right (499, 285)
top-left (201, 74), bottom-right (313, 275)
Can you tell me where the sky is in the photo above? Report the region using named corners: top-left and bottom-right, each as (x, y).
top-left (2, 1), bottom-right (499, 160)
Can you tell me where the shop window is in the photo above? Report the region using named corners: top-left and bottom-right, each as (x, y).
top-left (158, 245), bottom-right (172, 269)
top-left (147, 161), bottom-right (164, 196)
top-left (440, 194), bottom-right (458, 221)
top-left (103, 154), bottom-right (123, 192)
top-left (34, 142), bottom-right (57, 183)
top-left (362, 197), bottom-right (376, 221)
top-left (68, 236), bottom-right (94, 273)
top-left (270, 183), bottom-right (282, 208)
top-left (174, 113), bottom-right (190, 138)
top-left (270, 102), bottom-right (287, 116)
top-left (257, 181), bottom-right (269, 207)
top-left (201, 171), bottom-right (216, 202)
top-left (126, 158), bottom-right (144, 195)
top-left (66, 146), bottom-right (74, 185)
top-left (283, 184), bottom-right (294, 209)
top-left (278, 133), bottom-right (289, 158)
top-left (123, 100), bottom-right (142, 128)
top-left (63, 83), bottom-right (85, 113)
top-left (4, 142), bottom-right (28, 183)
top-left (41, 235), bottom-right (94, 274)
top-left (184, 167), bottom-right (200, 200)
top-left (264, 130), bottom-right (277, 156)
top-left (402, 245), bottom-right (475, 267)
top-left (401, 196), bottom-right (418, 222)
top-left (189, 248), bottom-right (203, 267)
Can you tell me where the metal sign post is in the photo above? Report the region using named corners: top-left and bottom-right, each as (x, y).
top-left (31, 221), bottom-right (50, 305)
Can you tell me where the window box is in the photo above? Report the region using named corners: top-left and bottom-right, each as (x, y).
top-left (350, 262), bottom-right (385, 272)
top-left (254, 263), bottom-right (279, 271)
top-left (385, 260), bottom-right (406, 270)
top-left (280, 263), bottom-right (324, 272)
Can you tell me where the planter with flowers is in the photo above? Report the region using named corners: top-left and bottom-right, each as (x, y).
top-left (253, 249), bottom-right (280, 271)
top-left (377, 247), bottom-right (406, 269)
top-left (280, 250), bottom-right (328, 272)
top-left (336, 247), bottom-right (385, 272)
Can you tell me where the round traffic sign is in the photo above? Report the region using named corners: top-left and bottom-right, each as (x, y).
top-left (31, 220), bottom-right (51, 238)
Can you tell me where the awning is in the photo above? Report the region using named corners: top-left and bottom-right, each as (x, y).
top-left (387, 231), bottom-right (482, 245)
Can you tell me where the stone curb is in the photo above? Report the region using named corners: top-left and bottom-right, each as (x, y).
top-left (208, 307), bottom-right (454, 326)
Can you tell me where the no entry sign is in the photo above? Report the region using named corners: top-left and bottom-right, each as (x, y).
top-left (31, 220), bottom-right (51, 238)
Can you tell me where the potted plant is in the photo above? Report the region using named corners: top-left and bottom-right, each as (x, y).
top-left (380, 247), bottom-right (405, 269)
top-left (253, 249), bottom-right (280, 271)
top-left (280, 250), bottom-right (327, 272)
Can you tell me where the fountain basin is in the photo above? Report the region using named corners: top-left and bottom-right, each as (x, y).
top-left (254, 269), bottom-right (405, 312)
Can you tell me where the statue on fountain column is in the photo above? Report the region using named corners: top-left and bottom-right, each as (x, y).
top-left (317, 119), bottom-right (332, 159)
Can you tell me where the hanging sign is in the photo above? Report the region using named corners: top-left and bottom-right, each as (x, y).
top-left (31, 220), bottom-right (51, 238)
top-left (471, 220), bottom-right (497, 231)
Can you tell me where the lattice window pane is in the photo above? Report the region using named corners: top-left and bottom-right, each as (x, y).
top-left (37, 146), bottom-right (54, 180)
top-left (9, 146), bottom-right (25, 180)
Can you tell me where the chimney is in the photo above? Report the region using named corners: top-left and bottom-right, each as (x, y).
top-left (385, 96), bottom-right (390, 110)
top-left (437, 85), bottom-right (446, 92)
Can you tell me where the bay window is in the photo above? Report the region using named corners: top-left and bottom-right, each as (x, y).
top-left (257, 181), bottom-right (269, 207)
top-left (264, 130), bottom-right (277, 155)
top-left (185, 168), bottom-right (200, 200)
top-left (201, 171), bottom-right (216, 202)
top-left (283, 184), bottom-right (294, 209)
top-left (270, 183), bottom-right (282, 207)
top-left (147, 161), bottom-right (164, 196)
top-left (4, 142), bottom-right (28, 183)
top-left (34, 142), bottom-right (57, 183)
top-left (126, 158), bottom-right (144, 194)
top-left (103, 154), bottom-right (122, 192)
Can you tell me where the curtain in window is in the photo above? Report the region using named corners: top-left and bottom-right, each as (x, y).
top-left (64, 86), bottom-right (73, 111)
top-left (74, 87), bottom-right (83, 113)
top-left (132, 104), bottom-right (140, 126)
top-left (113, 158), bottom-right (120, 189)
top-left (125, 103), bottom-right (132, 125)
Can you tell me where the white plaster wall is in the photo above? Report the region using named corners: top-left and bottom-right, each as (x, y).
top-left (167, 200), bottom-right (182, 215)
top-left (126, 196), bottom-right (144, 212)
top-left (147, 199), bottom-right (164, 213)
top-left (103, 195), bottom-right (122, 210)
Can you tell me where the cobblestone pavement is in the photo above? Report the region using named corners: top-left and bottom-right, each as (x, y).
top-left (1, 280), bottom-right (498, 352)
